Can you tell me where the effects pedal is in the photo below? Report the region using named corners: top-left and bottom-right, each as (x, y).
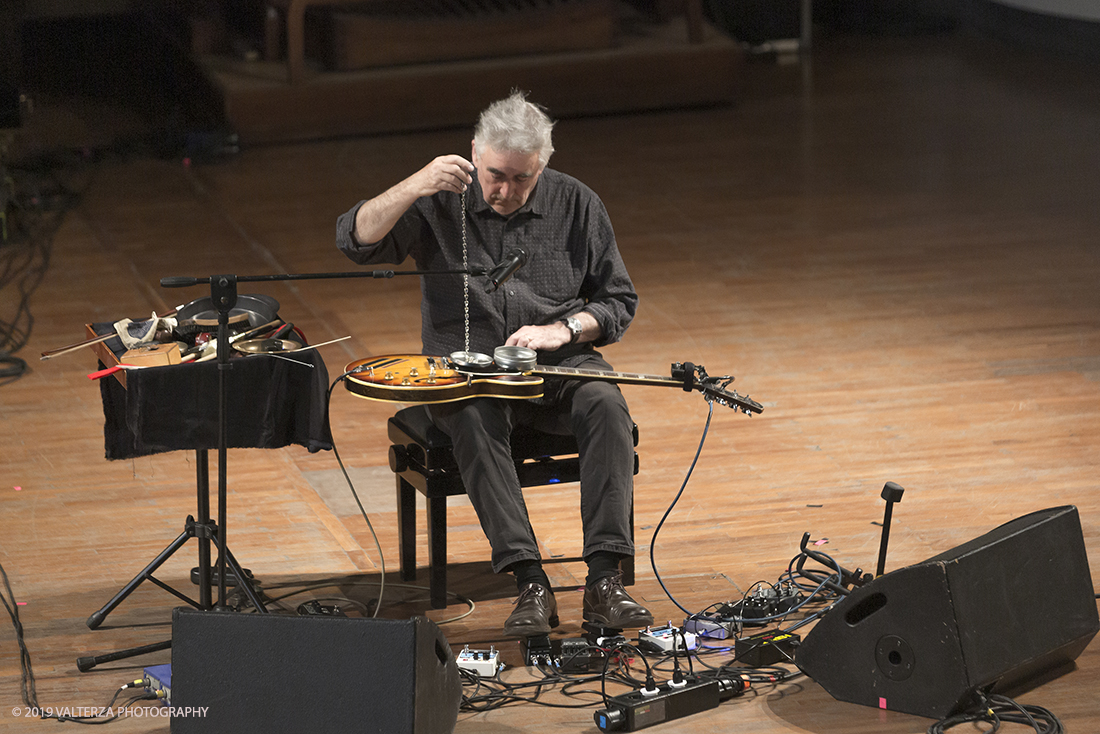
top-left (582, 621), bottom-right (626, 647)
top-left (456, 645), bottom-right (504, 677)
top-left (638, 623), bottom-right (697, 653)
top-left (296, 600), bottom-right (346, 617)
top-left (557, 638), bottom-right (600, 672)
top-left (143, 664), bottom-right (172, 706)
top-left (521, 636), bottom-right (603, 671)
top-left (522, 634), bottom-right (554, 666)
top-left (720, 583), bottom-right (801, 625)
top-left (684, 614), bottom-right (737, 639)
top-left (734, 629), bottom-right (800, 667)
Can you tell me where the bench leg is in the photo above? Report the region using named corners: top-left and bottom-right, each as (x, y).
top-left (427, 495), bottom-right (448, 609)
top-left (396, 476), bottom-right (417, 582)
top-left (623, 497), bottom-right (636, 586)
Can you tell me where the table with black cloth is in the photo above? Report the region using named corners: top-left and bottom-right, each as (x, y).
top-left (92, 323), bottom-right (333, 460)
top-left (84, 323), bottom-right (334, 626)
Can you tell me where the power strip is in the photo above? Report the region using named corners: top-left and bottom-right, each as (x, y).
top-left (638, 623), bottom-right (697, 653)
top-left (456, 645), bottom-right (503, 677)
top-left (594, 674), bottom-right (749, 731)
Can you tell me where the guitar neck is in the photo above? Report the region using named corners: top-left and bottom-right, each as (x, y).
top-left (530, 364), bottom-right (685, 389)
top-left (528, 362), bottom-right (763, 414)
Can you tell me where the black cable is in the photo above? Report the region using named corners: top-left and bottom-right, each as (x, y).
top-left (928, 693), bottom-right (1064, 734)
top-left (0, 146), bottom-right (83, 377)
top-left (52, 691), bottom-right (160, 725)
top-left (3, 560), bottom-right (162, 725)
top-left (1, 137), bottom-right (167, 385)
top-left (457, 640), bottom-right (660, 713)
top-left (649, 399), bottom-right (715, 616)
top-left (1, 560), bottom-right (40, 711)
top-left (324, 369), bottom-right (386, 616)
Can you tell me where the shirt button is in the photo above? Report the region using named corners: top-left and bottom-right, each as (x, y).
top-left (509, 290), bottom-right (515, 295)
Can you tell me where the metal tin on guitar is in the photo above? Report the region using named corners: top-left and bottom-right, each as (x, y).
top-left (493, 346), bottom-right (537, 371)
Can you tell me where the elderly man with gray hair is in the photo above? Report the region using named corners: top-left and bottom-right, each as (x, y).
top-left (336, 91), bottom-right (652, 638)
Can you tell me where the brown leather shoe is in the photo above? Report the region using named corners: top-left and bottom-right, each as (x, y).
top-left (583, 573), bottom-right (654, 629)
top-left (503, 583), bottom-right (559, 638)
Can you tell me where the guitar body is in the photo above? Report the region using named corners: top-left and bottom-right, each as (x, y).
top-left (344, 354), bottom-right (543, 404)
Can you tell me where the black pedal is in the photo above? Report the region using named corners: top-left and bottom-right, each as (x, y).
top-left (557, 638), bottom-right (601, 671)
top-left (582, 621), bottom-right (625, 646)
top-left (520, 635), bottom-right (605, 670)
top-left (734, 629), bottom-right (799, 667)
top-left (296, 600), bottom-right (346, 617)
top-left (521, 634), bottom-right (554, 666)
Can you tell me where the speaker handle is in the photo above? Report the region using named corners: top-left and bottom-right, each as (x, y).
top-left (875, 481), bottom-right (905, 577)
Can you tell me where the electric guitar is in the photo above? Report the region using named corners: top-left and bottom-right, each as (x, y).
top-left (343, 354), bottom-right (763, 414)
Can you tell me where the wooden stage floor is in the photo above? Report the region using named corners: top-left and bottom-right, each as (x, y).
top-left (2, 28), bottom-right (1099, 734)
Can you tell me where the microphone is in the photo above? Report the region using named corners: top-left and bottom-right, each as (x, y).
top-left (484, 248), bottom-right (528, 293)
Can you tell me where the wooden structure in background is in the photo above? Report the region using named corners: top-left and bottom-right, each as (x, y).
top-left (191, 0), bottom-right (736, 143)
top-left (322, 0), bottom-right (619, 71)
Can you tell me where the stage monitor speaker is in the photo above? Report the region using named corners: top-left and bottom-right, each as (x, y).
top-left (171, 608), bottom-right (461, 734)
top-left (797, 505), bottom-right (1099, 719)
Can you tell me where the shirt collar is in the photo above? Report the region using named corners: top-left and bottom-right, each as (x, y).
top-left (468, 169), bottom-right (549, 219)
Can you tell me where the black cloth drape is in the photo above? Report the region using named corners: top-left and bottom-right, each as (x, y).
top-left (93, 324), bottom-right (333, 460)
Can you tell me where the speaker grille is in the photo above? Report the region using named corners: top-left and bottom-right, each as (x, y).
top-left (171, 609), bottom-right (460, 734)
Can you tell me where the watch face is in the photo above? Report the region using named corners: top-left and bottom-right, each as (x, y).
top-left (563, 317), bottom-right (582, 343)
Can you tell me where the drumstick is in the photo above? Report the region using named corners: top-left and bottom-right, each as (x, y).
top-left (40, 307), bottom-right (181, 360)
top-left (288, 335), bottom-right (351, 352)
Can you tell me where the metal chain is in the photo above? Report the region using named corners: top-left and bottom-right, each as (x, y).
top-left (460, 187), bottom-right (470, 355)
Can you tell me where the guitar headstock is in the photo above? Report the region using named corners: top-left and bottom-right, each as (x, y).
top-left (700, 382), bottom-right (764, 414)
top-left (671, 362), bottom-right (764, 415)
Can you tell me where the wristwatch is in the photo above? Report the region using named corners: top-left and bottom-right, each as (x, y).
top-left (561, 316), bottom-right (583, 344)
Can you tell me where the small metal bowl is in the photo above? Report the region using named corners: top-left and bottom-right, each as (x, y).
top-left (234, 338), bottom-right (303, 354)
top-left (449, 350), bottom-right (494, 371)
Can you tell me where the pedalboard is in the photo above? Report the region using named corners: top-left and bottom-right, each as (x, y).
top-left (734, 629), bottom-right (800, 667)
top-left (638, 623), bottom-right (697, 653)
top-left (456, 645), bottom-right (504, 677)
top-left (594, 674), bottom-right (748, 732)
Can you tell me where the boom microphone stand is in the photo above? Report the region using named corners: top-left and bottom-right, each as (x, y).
top-left (79, 265), bottom-right (489, 668)
top-left (160, 267), bottom-right (483, 610)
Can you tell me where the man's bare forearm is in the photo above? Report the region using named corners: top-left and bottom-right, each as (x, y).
top-left (353, 155), bottom-right (474, 245)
